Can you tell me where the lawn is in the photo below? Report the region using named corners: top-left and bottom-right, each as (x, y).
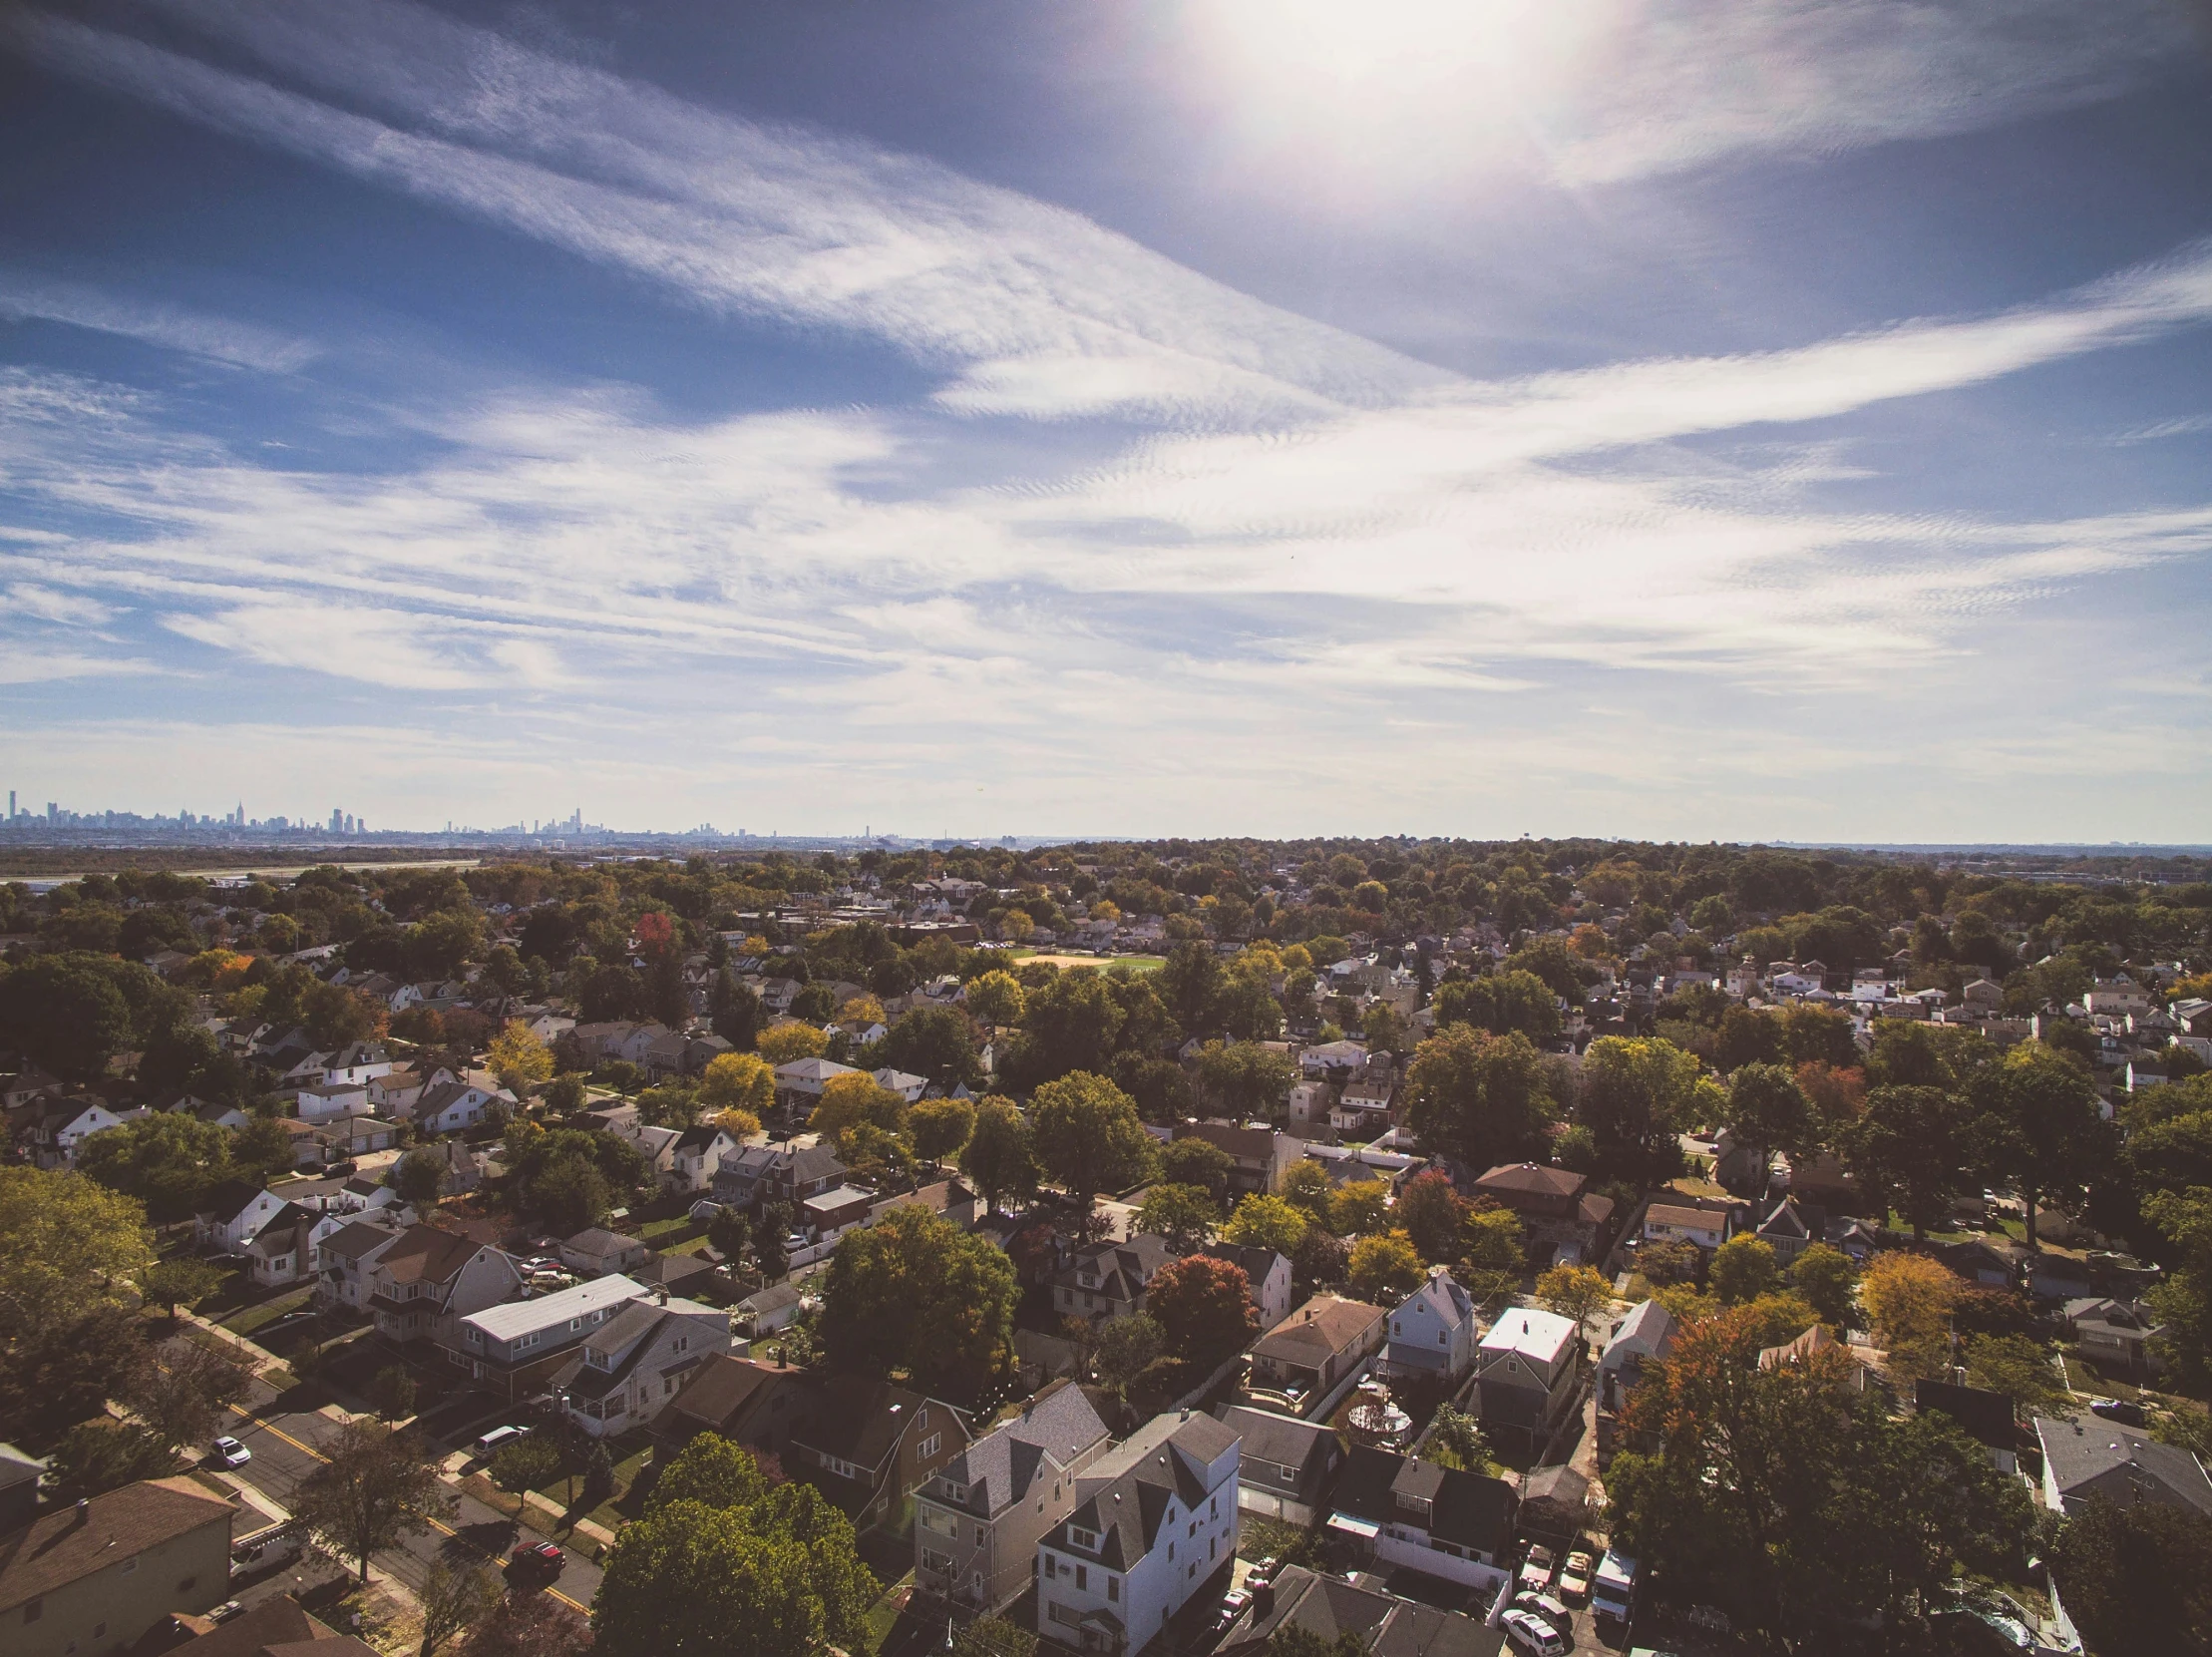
top-left (220, 1286), bottom-right (314, 1337)
top-left (1002, 950), bottom-right (1166, 972)
top-left (863, 1570), bottom-right (914, 1654)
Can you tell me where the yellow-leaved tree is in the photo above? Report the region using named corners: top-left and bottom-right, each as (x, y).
top-left (757, 1023), bottom-right (829, 1064)
top-left (488, 1020), bottom-right (554, 1095)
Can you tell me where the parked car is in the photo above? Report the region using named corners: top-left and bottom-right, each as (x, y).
top-left (207, 1602), bottom-right (245, 1625)
top-left (1518, 1544), bottom-right (1556, 1593)
top-left (1512, 1591), bottom-right (1572, 1626)
top-left (1500, 1609), bottom-right (1568, 1656)
top-left (1212, 1589), bottom-right (1253, 1634)
top-left (211, 1437), bottom-right (251, 1469)
top-left (508, 1541), bottom-right (565, 1582)
top-left (2089, 1398), bottom-right (2148, 1428)
top-left (1559, 1549), bottom-right (1595, 1601)
top-left (473, 1425), bottom-right (528, 1457)
top-left (1245, 1556), bottom-right (1281, 1589)
top-left (231, 1524), bottom-right (305, 1576)
top-left (322, 1160), bottom-right (358, 1178)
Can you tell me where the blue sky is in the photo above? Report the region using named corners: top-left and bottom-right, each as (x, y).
top-left (3, 0), bottom-right (2210, 841)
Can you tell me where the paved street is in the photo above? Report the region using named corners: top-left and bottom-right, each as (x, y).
top-left (215, 1364), bottom-right (605, 1617)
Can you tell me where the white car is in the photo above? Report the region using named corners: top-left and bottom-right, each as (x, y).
top-left (1517, 1544), bottom-right (1556, 1593)
top-left (211, 1437), bottom-right (251, 1469)
top-left (1500, 1609), bottom-right (1568, 1657)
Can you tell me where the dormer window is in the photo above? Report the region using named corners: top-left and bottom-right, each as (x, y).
top-left (1068, 1526), bottom-right (1097, 1551)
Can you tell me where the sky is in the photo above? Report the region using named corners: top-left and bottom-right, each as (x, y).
top-left (3, 0), bottom-right (2211, 843)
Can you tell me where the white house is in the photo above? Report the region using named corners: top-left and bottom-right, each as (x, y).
top-left (1643, 1202), bottom-right (1730, 1252)
top-left (1204, 1242), bottom-right (1296, 1331)
top-left (553, 1293), bottom-right (731, 1438)
top-left (194, 1182), bottom-right (288, 1254)
top-left (293, 1080), bottom-right (371, 1123)
top-left (1473, 1306), bottom-right (1583, 1456)
top-left (23, 1098), bottom-right (144, 1167)
top-left (413, 1077), bottom-right (512, 1135)
top-left (1037, 1412), bottom-right (1242, 1656)
top-left (667, 1125), bottom-right (739, 1193)
top-left (1382, 1268), bottom-right (1479, 1383)
top-left (871, 1067), bottom-right (928, 1104)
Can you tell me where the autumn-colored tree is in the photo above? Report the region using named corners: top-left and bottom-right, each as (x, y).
top-left (1147, 1254), bottom-right (1257, 1366)
top-left (700, 1051), bottom-right (776, 1118)
top-left (964, 970), bottom-right (1026, 1029)
top-left (1535, 1263), bottom-right (1614, 1345)
top-left (756, 1023), bottom-right (829, 1064)
top-left (810, 1072), bottom-right (908, 1140)
top-left (1859, 1251), bottom-right (1964, 1379)
top-left (1328, 1177), bottom-right (1391, 1237)
top-left (1393, 1169), bottom-right (1468, 1264)
top-left (910, 1097), bottom-right (976, 1165)
top-left (1224, 1193), bottom-right (1309, 1257)
top-left (1347, 1230), bottom-right (1423, 1302)
top-left (488, 1020), bottom-right (553, 1095)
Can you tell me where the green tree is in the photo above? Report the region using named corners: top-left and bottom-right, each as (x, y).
top-left (964, 970), bottom-right (1026, 1029)
top-left (1707, 1235), bottom-right (1779, 1305)
top-left (368, 1364), bottom-right (419, 1422)
top-left (1578, 1036), bottom-right (1705, 1181)
top-left (1719, 1062), bottom-right (1814, 1175)
top-left (1008, 971), bottom-right (1126, 1084)
top-left (47, 1421), bottom-right (176, 1498)
top-left (1963, 1333), bottom-right (2066, 1418)
top-left (531, 1157), bottom-right (611, 1234)
top-left (1159, 1137), bottom-right (1236, 1202)
top-left (76, 1113), bottom-right (237, 1224)
top-left (1223, 1193), bottom-right (1309, 1257)
top-left (1094, 1313), bottom-right (1164, 1399)
top-left (1158, 942), bottom-right (1226, 1036)
top-left (1029, 1071), bottom-right (1156, 1208)
top-left (1136, 1182), bottom-right (1219, 1252)
top-left (1972, 1041), bottom-right (2108, 1248)
top-left (295, 1419), bottom-right (444, 1582)
top-left (647, 1431), bottom-right (771, 1515)
top-left (1280, 1161), bottom-right (1336, 1229)
top-left (140, 1256), bottom-right (224, 1320)
top-left (1787, 1244), bottom-right (1858, 1329)
top-left (876, 1007), bottom-right (985, 1092)
top-left (391, 1145), bottom-right (450, 1207)
top-left (820, 1204), bottom-right (1019, 1387)
top-left (127, 1339), bottom-right (249, 1449)
top-left (2049, 1495), bottom-right (2212, 1657)
top-left (1535, 1262), bottom-right (1615, 1344)
top-left (1348, 1230), bottom-right (1424, 1301)
top-left (2145, 1185), bottom-right (2212, 1387)
top-left (959, 1100), bottom-right (1038, 1212)
top-left (488, 1435), bottom-right (561, 1517)
top-left (1423, 1405), bottom-right (1497, 1474)
top-left (1400, 1026), bottom-right (1553, 1174)
top-left (0, 1165), bottom-right (155, 1335)
top-left (910, 1097), bottom-right (976, 1166)
top-left (1839, 1084), bottom-right (1976, 1241)
top-left (1393, 1169), bottom-right (1468, 1265)
top-left (1459, 1205), bottom-right (1527, 1303)
top-left (1429, 970), bottom-right (1561, 1039)
top-left (1194, 1041), bottom-right (1296, 1118)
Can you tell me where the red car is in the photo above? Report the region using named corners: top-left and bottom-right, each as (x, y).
top-left (508, 1541), bottom-right (565, 1582)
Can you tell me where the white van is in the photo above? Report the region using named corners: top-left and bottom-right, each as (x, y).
top-left (472, 1425), bottom-right (527, 1457)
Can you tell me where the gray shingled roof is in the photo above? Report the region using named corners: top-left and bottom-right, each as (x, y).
top-left (2035, 1416), bottom-right (2212, 1514)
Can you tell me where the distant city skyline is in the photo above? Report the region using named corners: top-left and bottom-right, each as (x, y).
top-left (3, 2), bottom-right (2211, 839)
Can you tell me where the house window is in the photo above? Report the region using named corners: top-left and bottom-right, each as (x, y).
top-left (1076, 1565), bottom-right (1088, 1590)
top-left (920, 1434), bottom-right (941, 1458)
top-left (1069, 1527), bottom-right (1096, 1550)
top-left (1107, 1576), bottom-right (1120, 1602)
top-left (1439, 1331), bottom-right (1448, 1345)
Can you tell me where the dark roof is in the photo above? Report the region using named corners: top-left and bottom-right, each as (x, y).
top-left (636, 1253), bottom-right (718, 1291)
top-left (1217, 1406), bottom-right (1337, 1474)
top-left (1205, 1242), bottom-right (1289, 1284)
top-left (1176, 1121), bottom-right (1276, 1163)
top-left (664, 1354), bottom-right (806, 1436)
top-left (934, 1382), bottom-right (1109, 1517)
top-left (246, 1203), bottom-right (318, 1256)
top-left (563, 1227), bottom-right (640, 1259)
top-left (0, 1476), bottom-right (234, 1612)
top-left (170, 1593), bottom-right (328, 1657)
top-left (1476, 1163), bottom-right (1586, 1199)
top-left (790, 1376), bottom-right (939, 1468)
top-left (1231, 1565), bottom-right (1504, 1657)
top-left (1047, 1414), bottom-right (1237, 1572)
top-left (1254, 1296), bottom-right (1386, 1364)
top-left (1427, 1465), bottom-right (1518, 1556)
top-left (375, 1225), bottom-right (488, 1285)
top-left (1915, 1380), bottom-right (2017, 1450)
top-left (197, 1179), bottom-right (267, 1224)
top-left (2035, 1416), bottom-right (2212, 1515)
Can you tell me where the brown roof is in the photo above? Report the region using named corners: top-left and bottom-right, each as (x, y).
top-left (0, 1476), bottom-right (234, 1612)
top-left (790, 1375), bottom-right (948, 1468)
top-left (374, 1225), bottom-right (485, 1285)
top-left (1254, 1296), bottom-right (1387, 1363)
top-left (664, 1354), bottom-right (809, 1437)
top-left (1176, 1121), bottom-right (1275, 1163)
top-left (170, 1594), bottom-right (332, 1657)
top-left (1476, 1163), bottom-right (1586, 1199)
top-left (1646, 1203), bottom-right (1724, 1231)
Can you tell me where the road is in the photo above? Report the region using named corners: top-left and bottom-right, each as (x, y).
top-left (218, 1379), bottom-right (604, 1617)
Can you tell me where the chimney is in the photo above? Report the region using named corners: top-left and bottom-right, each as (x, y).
top-left (73, 1498), bottom-right (90, 1523)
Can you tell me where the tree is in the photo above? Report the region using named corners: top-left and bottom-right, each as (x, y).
top-left (2051, 1495), bottom-right (2212, 1657)
top-left (959, 1101), bottom-right (1037, 1213)
top-left (417, 1561), bottom-right (504, 1657)
top-left (700, 1051), bottom-right (776, 1118)
top-left (1223, 1193), bottom-right (1309, 1257)
top-left (1459, 1206), bottom-right (1527, 1303)
top-left (458, 1592), bottom-right (592, 1657)
top-left (1137, 1183), bottom-right (1219, 1252)
top-left (1328, 1178), bottom-right (1390, 1236)
top-left (1394, 1170), bottom-right (1468, 1265)
top-left (757, 1023), bottom-right (829, 1064)
top-left (1859, 1251), bottom-right (1964, 1380)
top-left (1973, 1041), bottom-right (2109, 1248)
top-left (0, 1165), bottom-right (155, 1336)
top-left (295, 1419), bottom-right (444, 1582)
top-left (707, 1206), bottom-right (751, 1265)
top-left (368, 1364), bottom-right (419, 1422)
top-left (76, 1113), bottom-right (236, 1224)
top-left (953, 1617), bottom-right (1040, 1657)
top-left (712, 973), bottom-right (764, 1051)
top-left (531, 1157), bottom-right (611, 1234)
top-left (1159, 1138), bottom-right (1236, 1203)
top-left (820, 1204), bottom-right (1019, 1387)
top-left (488, 1021), bottom-right (553, 1095)
top-left (1719, 1062), bottom-right (1813, 1178)
top-left (1348, 1230), bottom-right (1423, 1302)
top-left (810, 1073), bottom-right (909, 1141)
top-left (1158, 941), bottom-right (1225, 1036)
top-left (127, 1340), bottom-right (249, 1449)
top-left (1579, 1036), bottom-right (1704, 1181)
top-left (1714, 1007), bottom-right (1785, 1072)
top-left (2146, 1185), bottom-right (2212, 1387)
top-left (1401, 1027), bottom-right (1553, 1174)
top-left (754, 1205), bottom-right (792, 1281)
top-left (648, 1431), bottom-right (771, 1514)
top-left (594, 1449), bottom-right (875, 1657)
top-left (1009, 971), bottom-right (1127, 1084)
top-left (1280, 1161), bottom-right (1336, 1228)
top-left (1423, 1406), bottom-right (1496, 1474)
top-left (1707, 1236), bottom-right (1778, 1305)
top-left (47, 1421), bottom-right (176, 1497)
top-left (875, 1007), bottom-right (985, 1093)
top-left (1964, 1333), bottom-right (2066, 1418)
top-left (140, 1256), bottom-right (223, 1321)
top-left (1029, 1072), bottom-right (1156, 1208)
top-left (1195, 1041), bottom-right (1296, 1119)
top-left (966, 970), bottom-right (1026, 1028)
top-left (1839, 1084), bottom-right (1975, 1241)
top-left (910, 1097), bottom-right (976, 1166)
top-left (1429, 970), bottom-right (1561, 1040)
top-left (391, 1145), bottom-right (449, 1207)
top-left (1147, 1254), bottom-right (1258, 1366)
top-left (1536, 1263), bottom-right (1614, 1345)
top-left (488, 1434), bottom-right (561, 1518)
top-left (1094, 1313), bottom-right (1164, 1398)
top-left (1787, 1244), bottom-right (1858, 1329)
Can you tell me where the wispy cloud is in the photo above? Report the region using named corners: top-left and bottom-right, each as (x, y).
top-left (0, 270), bottom-right (316, 371)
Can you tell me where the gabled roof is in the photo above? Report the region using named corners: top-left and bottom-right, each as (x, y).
top-left (246, 1202), bottom-right (318, 1256)
top-left (0, 1476), bottom-right (235, 1613)
top-left (376, 1224), bottom-right (497, 1286)
top-left (1601, 1299), bottom-right (1677, 1365)
top-left (1915, 1380), bottom-right (2016, 1450)
top-left (664, 1353), bottom-right (807, 1434)
top-left (1479, 1306), bottom-right (1577, 1364)
top-left (1255, 1296), bottom-right (1387, 1363)
top-left (935, 1382), bottom-right (1109, 1516)
top-left (1476, 1163), bottom-right (1586, 1199)
top-left (197, 1179), bottom-right (272, 1225)
top-left (1051, 1413), bottom-right (1237, 1570)
top-left (2035, 1416), bottom-right (2212, 1514)
top-left (1218, 1406), bottom-right (1337, 1474)
top-left (791, 1375), bottom-right (949, 1469)
top-left (1393, 1270), bottom-right (1474, 1327)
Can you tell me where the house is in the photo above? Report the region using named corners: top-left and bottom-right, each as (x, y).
top-left (1934, 1238), bottom-right (2027, 1290)
top-left (667, 1126), bottom-right (739, 1193)
top-left (1914, 1380), bottom-right (2019, 1473)
top-left (1248, 1296), bottom-right (1389, 1418)
top-left (1173, 1122), bottom-right (1300, 1196)
top-left (20, 1097), bottom-right (142, 1168)
top-left (267, 1117), bottom-right (325, 1169)
top-left (288, 1080), bottom-right (370, 1124)
top-left (449, 1274), bottom-right (652, 1403)
top-left (1216, 1406), bottom-right (1344, 1526)
top-left (735, 1282), bottom-right (807, 1337)
top-left (553, 1291), bottom-right (732, 1438)
top-left (788, 1376), bottom-right (971, 1530)
top-left (1053, 1234), bottom-right (1177, 1325)
top-left (634, 1251), bottom-right (720, 1302)
top-left (193, 1183), bottom-right (288, 1255)
top-left (412, 1077), bottom-right (511, 1135)
top-left (711, 1141), bottom-right (850, 1215)
top-left (774, 1057), bottom-right (859, 1116)
top-left (0, 1475), bottom-right (237, 1657)
top-left (1754, 1196), bottom-right (1826, 1265)
top-left (872, 1067), bottom-right (928, 1104)
top-left (915, 1382), bottom-right (1114, 1614)
top-left (312, 1218), bottom-right (406, 1310)
top-left (0, 1445), bottom-right (44, 1532)
top-left (364, 1225), bottom-right (524, 1346)
top-left (656, 1353), bottom-right (814, 1452)
top-left (1381, 1268), bottom-right (1478, 1383)
top-left (161, 1591), bottom-right (379, 1655)
top-left (1325, 1445), bottom-right (1517, 1594)
top-left (2061, 1298), bottom-right (2165, 1379)
top-left (315, 1115), bottom-right (403, 1161)
top-left (2033, 1416), bottom-right (2212, 1516)
top-left (801, 1183), bottom-right (880, 1240)
top-left (1300, 1040), bottom-right (1370, 1078)
top-left (241, 1201), bottom-right (318, 1288)
top-left (1642, 1202), bottom-right (1730, 1252)
top-left (1204, 1242), bottom-right (1296, 1331)
top-left (368, 1067), bottom-right (429, 1114)
top-left (424, 1137), bottom-right (484, 1196)
top-left (1036, 1411), bottom-right (1241, 1656)
top-left (1597, 1300), bottom-right (1677, 1415)
top-left (1473, 1306), bottom-right (1581, 1455)
top-left (558, 1228), bottom-right (653, 1278)
top-left (1219, 1563), bottom-right (1505, 1657)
